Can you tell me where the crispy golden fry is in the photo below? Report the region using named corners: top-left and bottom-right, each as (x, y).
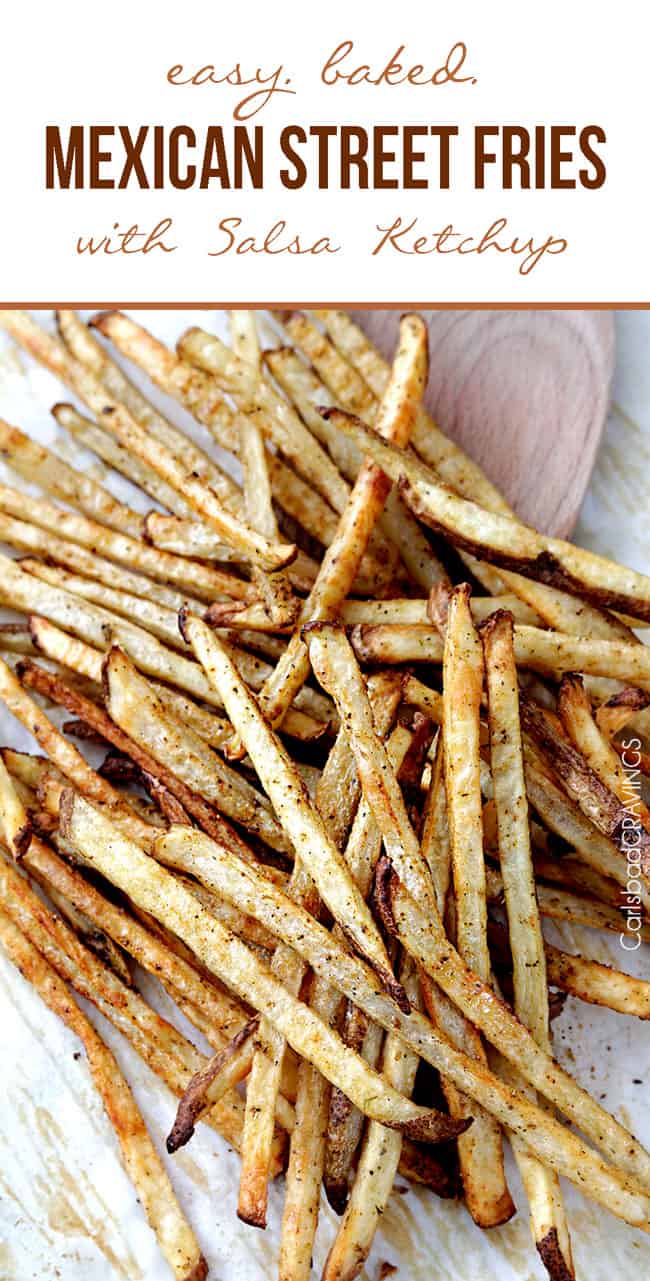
top-left (596, 685), bottom-right (650, 736)
top-left (0, 656), bottom-right (154, 848)
top-left (180, 614), bottom-right (405, 1006)
top-left (350, 619), bottom-right (650, 693)
top-left (338, 594), bottom-right (541, 627)
top-left (0, 311), bottom-right (295, 573)
top-left (248, 316), bottom-right (428, 732)
top-left (524, 751), bottom-right (650, 912)
top-left (0, 483), bottom-right (253, 604)
top-left (558, 673), bottom-right (650, 830)
top-left (522, 695), bottom-right (650, 878)
top-left (0, 419), bottom-right (145, 538)
top-left (57, 308), bottom-right (241, 478)
top-left (229, 311), bottom-right (298, 628)
top-left (313, 310), bottom-right (507, 509)
top-left (0, 751), bottom-right (31, 859)
top-left (488, 862), bottom-right (649, 938)
top-left (373, 861), bottom-right (650, 1194)
top-left (20, 832), bottom-right (248, 1042)
top-left (0, 557), bottom-right (324, 743)
top-left (322, 955), bottom-right (421, 1281)
top-left (0, 847), bottom-right (246, 1153)
top-left (0, 623), bottom-right (37, 656)
top-left (18, 650), bottom-right (266, 863)
top-left (268, 323), bottom-right (447, 595)
top-left (52, 401), bottom-right (194, 517)
top-left (0, 905), bottom-right (208, 1281)
top-left (167, 1016), bottom-right (262, 1152)
top-left (22, 559), bottom-right (196, 649)
top-left (442, 586), bottom-right (490, 980)
top-left (176, 322), bottom-right (350, 511)
top-left (483, 611), bottom-right (573, 1279)
top-left (62, 793), bottom-right (462, 1143)
top-left (544, 945), bottom-right (650, 1018)
top-left (150, 826), bottom-right (650, 1224)
top-left (103, 647), bottom-right (289, 853)
top-left (307, 622), bottom-right (513, 1227)
top-left (327, 411), bottom-right (650, 624)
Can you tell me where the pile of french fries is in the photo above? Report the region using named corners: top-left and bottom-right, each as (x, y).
top-left (0, 307), bottom-right (648, 1281)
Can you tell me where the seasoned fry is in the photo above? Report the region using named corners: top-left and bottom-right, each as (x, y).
top-left (307, 621), bottom-right (514, 1227)
top-left (229, 311), bottom-right (298, 628)
top-left (521, 694), bottom-right (650, 877)
top-left (180, 614), bottom-right (405, 1006)
top-left (167, 1016), bottom-right (262, 1152)
top-left (0, 655), bottom-right (154, 848)
top-left (558, 673), bottom-right (650, 829)
top-left (176, 322), bottom-right (350, 511)
top-left (0, 556), bottom-right (324, 742)
top-left (338, 594), bottom-right (541, 627)
top-left (103, 646), bottom-right (288, 853)
top-left (52, 401), bottom-right (194, 517)
top-left (442, 586), bottom-right (490, 980)
top-left (268, 322), bottom-right (448, 595)
top-left (0, 311), bottom-right (296, 572)
top-left (483, 611), bottom-right (573, 1279)
top-left (0, 751), bottom-right (31, 859)
top-left (251, 316), bottom-right (428, 731)
top-left (544, 944), bottom-right (650, 1018)
top-left (61, 793), bottom-right (464, 1143)
top-left (0, 419), bottom-right (145, 538)
top-left (322, 955), bottom-right (421, 1281)
top-left (596, 685), bottom-right (650, 736)
top-left (0, 482), bottom-right (254, 603)
top-left (18, 651), bottom-right (268, 861)
top-left (0, 905), bottom-right (208, 1281)
top-left (0, 847), bottom-right (246, 1153)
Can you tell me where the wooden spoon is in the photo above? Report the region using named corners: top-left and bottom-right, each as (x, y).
top-left (355, 310), bottom-right (615, 537)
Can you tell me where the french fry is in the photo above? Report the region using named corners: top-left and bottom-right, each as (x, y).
top-left (306, 621), bottom-right (515, 1227)
top-left (0, 419), bottom-right (145, 539)
top-left (180, 614), bottom-right (406, 1006)
top-left (265, 340), bottom-right (448, 595)
top-left (176, 321), bottom-right (351, 512)
top-left (150, 823), bottom-right (650, 1226)
top-left (250, 315), bottom-right (428, 732)
top-left (18, 832), bottom-right (249, 1043)
top-left (0, 656), bottom-right (154, 849)
top-left (0, 847), bottom-right (246, 1153)
top-left (509, 876), bottom-right (650, 939)
top-left (596, 685), bottom-right (650, 737)
top-left (441, 587), bottom-right (490, 978)
top-left (338, 594), bottom-right (541, 627)
top-left (18, 651), bottom-right (272, 862)
top-left (61, 792), bottom-right (466, 1144)
top-left (521, 694), bottom-right (650, 877)
top-left (524, 751), bottom-right (650, 912)
top-left (52, 401), bottom-right (194, 518)
top-left (0, 556), bottom-right (325, 742)
top-left (558, 673), bottom-right (650, 830)
top-left (0, 311), bottom-right (296, 573)
top-left (483, 611), bottom-right (573, 1279)
top-left (0, 750), bottom-right (31, 858)
top-left (0, 905), bottom-right (208, 1281)
top-left (0, 481), bottom-right (254, 603)
top-left (229, 310), bottom-right (298, 628)
top-left (322, 954), bottom-right (421, 1281)
top-left (544, 944), bottom-right (650, 1018)
top-left (326, 410), bottom-right (650, 624)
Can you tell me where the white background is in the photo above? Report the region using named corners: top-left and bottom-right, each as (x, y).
top-left (0, 0), bottom-right (647, 302)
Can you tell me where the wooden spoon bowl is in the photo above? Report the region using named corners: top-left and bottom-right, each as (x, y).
top-left (355, 310), bottom-right (615, 537)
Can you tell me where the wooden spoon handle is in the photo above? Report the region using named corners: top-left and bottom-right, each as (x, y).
top-left (354, 310), bottom-right (615, 537)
